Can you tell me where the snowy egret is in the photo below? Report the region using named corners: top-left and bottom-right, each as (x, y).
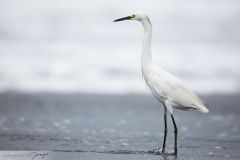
top-left (113, 12), bottom-right (209, 155)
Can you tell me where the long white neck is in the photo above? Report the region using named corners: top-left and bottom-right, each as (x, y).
top-left (141, 18), bottom-right (152, 67)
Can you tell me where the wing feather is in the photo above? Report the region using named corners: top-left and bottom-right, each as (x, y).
top-left (143, 64), bottom-right (208, 113)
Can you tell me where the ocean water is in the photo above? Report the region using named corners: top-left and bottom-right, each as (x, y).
top-left (0, 0), bottom-right (240, 94)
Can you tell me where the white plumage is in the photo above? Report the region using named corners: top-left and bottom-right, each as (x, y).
top-left (142, 64), bottom-right (209, 114)
top-left (114, 11), bottom-right (209, 155)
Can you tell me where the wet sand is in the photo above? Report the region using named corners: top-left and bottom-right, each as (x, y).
top-left (0, 93), bottom-right (240, 159)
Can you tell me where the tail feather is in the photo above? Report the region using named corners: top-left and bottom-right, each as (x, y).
top-left (193, 104), bottom-right (209, 113)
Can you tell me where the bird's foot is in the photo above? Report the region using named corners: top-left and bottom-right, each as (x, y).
top-left (163, 150), bottom-right (177, 156)
top-left (153, 148), bottom-right (177, 156)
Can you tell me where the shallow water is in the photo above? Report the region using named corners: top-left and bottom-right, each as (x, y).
top-left (0, 93), bottom-right (240, 159)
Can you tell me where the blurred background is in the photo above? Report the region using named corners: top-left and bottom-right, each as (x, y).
top-left (0, 0), bottom-right (240, 94)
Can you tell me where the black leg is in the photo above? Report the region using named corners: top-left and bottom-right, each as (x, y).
top-left (162, 107), bottom-right (168, 153)
top-left (171, 114), bottom-right (178, 155)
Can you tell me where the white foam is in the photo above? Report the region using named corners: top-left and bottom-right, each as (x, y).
top-left (0, 0), bottom-right (240, 94)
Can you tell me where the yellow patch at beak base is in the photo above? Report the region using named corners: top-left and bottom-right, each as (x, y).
top-left (129, 15), bottom-right (135, 20)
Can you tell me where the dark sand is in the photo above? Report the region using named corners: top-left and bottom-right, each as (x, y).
top-left (0, 93), bottom-right (240, 160)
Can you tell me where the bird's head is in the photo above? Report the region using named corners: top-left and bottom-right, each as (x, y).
top-left (113, 11), bottom-right (149, 22)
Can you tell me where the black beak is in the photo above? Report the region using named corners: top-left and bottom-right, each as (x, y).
top-left (113, 16), bottom-right (131, 22)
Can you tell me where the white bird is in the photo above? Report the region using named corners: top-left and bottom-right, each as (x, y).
top-left (113, 12), bottom-right (209, 155)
